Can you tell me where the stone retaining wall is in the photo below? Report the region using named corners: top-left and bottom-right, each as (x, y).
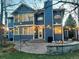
top-left (47, 42), bottom-right (79, 55)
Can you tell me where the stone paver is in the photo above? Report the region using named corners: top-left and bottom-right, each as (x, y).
top-left (14, 42), bottom-right (48, 54)
top-left (14, 41), bottom-right (79, 54)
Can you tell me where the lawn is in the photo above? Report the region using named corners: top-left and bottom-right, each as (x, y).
top-left (0, 48), bottom-right (79, 59)
top-left (0, 43), bottom-right (79, 59)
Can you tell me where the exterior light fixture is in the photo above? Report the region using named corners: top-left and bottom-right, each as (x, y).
top-left (47, 25), bottom-right (51, 29)
top-left (72, 28), bottom-right (75, 30)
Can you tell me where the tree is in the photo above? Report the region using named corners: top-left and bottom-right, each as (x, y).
top-left (64, 14), bottom-right (77, 39)
top-left (65, 14), bottom-right (76, 29)
top-left (0, 23), bottom-right (9, 47)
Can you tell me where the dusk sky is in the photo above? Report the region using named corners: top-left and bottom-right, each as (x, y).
top-left (8, 0), bottom-right (78, 26)
top-left (0, 0), bottom-right (78, 25)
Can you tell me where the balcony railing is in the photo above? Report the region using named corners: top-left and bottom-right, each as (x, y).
top-left (14, 20), bottom-right (33, 25)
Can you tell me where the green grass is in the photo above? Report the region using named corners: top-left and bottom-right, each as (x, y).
top-left (0, 49), bottom-right (79, 59)
top-left (0, 43), bottom-right (79, 59)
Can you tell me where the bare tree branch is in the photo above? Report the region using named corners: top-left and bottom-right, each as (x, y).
top-left (45, 0), bottom-right (79, 9)
top-left (59, 3), bottom-right (66, 9)
top-left (59, 1), bottom-right (79, 6)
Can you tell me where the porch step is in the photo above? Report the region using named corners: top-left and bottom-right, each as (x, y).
top-left (30, 39), bottom-right (47, 43)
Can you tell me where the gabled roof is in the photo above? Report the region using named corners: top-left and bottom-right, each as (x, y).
top-left (12, 3), bottom-right (35, 15)
top-left (35, 8), bottom-right (65, 15)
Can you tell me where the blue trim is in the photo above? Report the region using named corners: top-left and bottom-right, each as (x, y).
top-left (44, 1), bottom-right (53, 41)
top-left (14, 35), bottom-right (33, 41)
top-left (54, 34), bottom-right (62, 41)
top-left (12, 3), bottom-right (35, 15)
top-left (14, 21), bottom-right (33, 25)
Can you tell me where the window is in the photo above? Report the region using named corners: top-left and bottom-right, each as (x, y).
top-left (24, 27), bottom-right (33, 35)
top-left (24, 14), bottom-right (34, 21)
top-left (22, 14), bottom-right (25, 22)
top-left (8, 19), bottom-right (11, 23)
top-left (14, 28), bottom-right (19, 35)
top-left (14, 14), bottom-right (34, 22)
top-left (25, 15), bottom-right (29, 21)
top-left (19, 14), bottom-right (23, 22)
top-left (19, 27), bottom-right (24, 35)
top-left (38, 17), bottom-right (43, 21)
top-left (14, 15), bottom-right (19, 23)
top-left (28, 15), bottom-right (33, 21)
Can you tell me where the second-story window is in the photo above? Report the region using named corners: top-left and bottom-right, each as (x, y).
top-left (25, 14), bottom-right (34, 21)
top-left (28, 16), bottom-right (33, 21)
top-left (38, 17), bottom-right (43, 21)
top-left (8, 19), bottom-right (11, 24)
top-left (25, 15), bottom-right (29, 21)
top-left (14, 15), bottom-right (19, 23)
top-left (19, 14), bottom-right (23, 22)
top-left (14, 14), bottom-right (34, 22)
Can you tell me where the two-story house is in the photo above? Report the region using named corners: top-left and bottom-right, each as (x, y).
top-left (12, 4), bottom-right (36, 41)
top-left (10, 0), bottom-right (65, 41)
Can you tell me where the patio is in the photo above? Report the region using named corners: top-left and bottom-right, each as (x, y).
top-left (14, 41), bottom-right (79, 54)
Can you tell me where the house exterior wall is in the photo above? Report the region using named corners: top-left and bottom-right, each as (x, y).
top-left (13, 12), bottom-right (35, 41)
top-left (14, 35), bottom-right (33, 41)
top-left (34, 12), bottom-right (44, 25)
top-left (53, 10), bottom-right (64, 41)
top-left (11, 2), bottom-right (65, 41)
top-left (12, 4), bottom-right (35, 41)
top-left (44, 0), bottom-right (53, 41)
top-left (13, 26), bottom-right (34, 41)
top-left (53, 10), bottom-right (64, 24)
top-left (8, 17), bottom-right (14, 41)
top-left (14, 13), bottom-right (34, 26)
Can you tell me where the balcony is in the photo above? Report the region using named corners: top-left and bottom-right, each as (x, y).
top-left (14, 21), bottom-right (33, 25)
top-left (35, 20), bottom-right (44, 25)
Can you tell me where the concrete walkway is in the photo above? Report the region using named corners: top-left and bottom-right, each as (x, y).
top-left (14, 42), bottom-right (49, 54)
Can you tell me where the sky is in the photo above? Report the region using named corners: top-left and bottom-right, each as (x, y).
top-left (0, 0), bottom-right (79, 26)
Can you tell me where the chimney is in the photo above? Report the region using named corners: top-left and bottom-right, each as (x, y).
top-left (44, 0), bottom-right (53, 41)
top-left (44, 0), bottom-right (53, 9)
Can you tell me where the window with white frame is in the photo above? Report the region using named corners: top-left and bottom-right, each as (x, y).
top-left (19, 27), bottom-right (24, 35)
top-left (24, 14), bottom-right (34, 21)
top-left (25, 15), bottom-right (29, 21)
top-left (14, 14), bottom-right (34, 22)
top-left (14, 15), bottom-right (19, 23)
top-left (8, 19), bottom-right (11, 24)
top-left (28, 16), bottom-right (34, 21)
top-left (38, 17), bottom-right (43, 21)
top-left (24, 27), bottom-right (33, 35)
top-left (14, 27), bottom-right (19, 35)
top-left (19, 14), bottom-right (23, 22)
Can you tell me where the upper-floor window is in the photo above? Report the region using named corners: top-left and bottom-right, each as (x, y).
top-left (38, 17), bottom-right (43, 21)
top-left (19, 14), bottom-right (24, 22)
top-left (8, 19), bottom-right (12, 24)
top-left (14, 13), bottom-right (34, 23)
top-left (28, 16), bottom-right (34, 21)
top-left (14, 15), bottom-right (19, 23)
top-left (24, 14), bottom-right (34, 21)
